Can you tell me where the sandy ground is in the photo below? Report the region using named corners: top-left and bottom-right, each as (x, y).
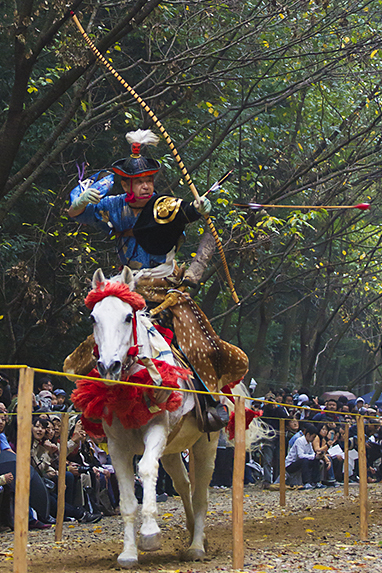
top-left (1, 483), bottom-right (382, 572)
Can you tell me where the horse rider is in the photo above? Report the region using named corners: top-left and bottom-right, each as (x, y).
top-left (68, 129), bottom-right (211, 273)
top-left (67, 130), bottom-right (229, 431)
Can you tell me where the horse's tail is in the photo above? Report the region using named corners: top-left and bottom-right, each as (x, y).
top-left (220, 381), bottom-right (275, 451)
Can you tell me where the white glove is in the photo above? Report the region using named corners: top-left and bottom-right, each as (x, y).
top-left (194, 196), bottom-right (212, 216)
top-left (71, 183), bottom-right (101, 210)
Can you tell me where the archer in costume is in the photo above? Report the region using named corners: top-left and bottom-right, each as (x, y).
top-left (67, 130), bottom-right (233, 431)
top-left (68, 129), bottom-right (211, 272)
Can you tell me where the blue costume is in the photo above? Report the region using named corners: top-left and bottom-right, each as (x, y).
top-left (70, 130), bottom-right (206, 269)
top-left (75, 193), bottom-right (163, 268)
top-left (73, 191), bottom-right (201, 269)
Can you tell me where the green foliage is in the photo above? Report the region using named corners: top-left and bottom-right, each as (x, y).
top-left (2, 0), bottom-right (382, 394)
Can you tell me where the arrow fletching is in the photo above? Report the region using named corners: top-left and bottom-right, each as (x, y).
top-left (204, 169), bottom-right (234, 196)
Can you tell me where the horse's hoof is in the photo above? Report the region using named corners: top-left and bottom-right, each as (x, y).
top-left (138, 532), bottom-right (161, 552)
top-left (183, 548), bottom-right (206, 561)
top-left (117, 552), bottom-right (138, 569)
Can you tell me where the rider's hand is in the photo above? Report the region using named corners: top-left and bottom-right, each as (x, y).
top-left (71, 185), bottom-right (101, 210)
top-left (194, 197), bottom-right (211, 216)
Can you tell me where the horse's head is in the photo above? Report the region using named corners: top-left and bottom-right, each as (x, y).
top-left (86, 267), bottom-right (146, 380)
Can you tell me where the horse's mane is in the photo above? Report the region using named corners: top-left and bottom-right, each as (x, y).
top-left (85, 281), bottom-right (146, 311)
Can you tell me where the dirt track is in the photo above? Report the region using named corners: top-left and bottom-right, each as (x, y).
top-left (2, 484), bottom-right (382, 572)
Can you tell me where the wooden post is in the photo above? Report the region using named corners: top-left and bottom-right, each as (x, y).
top-left (14, 367), bottom-right (34, 573)
top-left (55, 412), bottom-right (69, 542)
top-left (279, 418), bottom-right (286, 507)
top-left (232, 396), bottom-right (246, 570)
top-left (344, 423), bottom-right (349, 497)
top-left (356, 415), bottom-right (368, 540)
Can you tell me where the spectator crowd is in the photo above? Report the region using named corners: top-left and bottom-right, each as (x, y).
top-left (211, 386), bottom-right (382, 491)
top-left (1, 370), bottom-right (382, 534)
top-left (250, 387), bottom-right (382, 490)
top-left (0, 373), bottom-right (120, 531)
top-left (0, 371), bottom-right (183, 533)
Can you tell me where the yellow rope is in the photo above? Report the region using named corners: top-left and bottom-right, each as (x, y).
top-left (70, 13), bottom-right (239, 305)
top-left (1, 364), bottom-right (377, 419)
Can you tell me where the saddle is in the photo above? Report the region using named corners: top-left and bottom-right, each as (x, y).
top-left (171, 345), bottom-right (229, 434)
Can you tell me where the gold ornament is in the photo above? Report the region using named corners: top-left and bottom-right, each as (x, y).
top-left (154, 196), bottom-right (182, 224)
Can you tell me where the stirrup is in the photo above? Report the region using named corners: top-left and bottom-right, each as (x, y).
top-left (149, 291), bottom-right (182, 316)
top-left (203, 403), bottom-right (230, 433)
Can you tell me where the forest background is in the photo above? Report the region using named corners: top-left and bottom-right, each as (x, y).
top-left (1, 0), bottom-right (382, 399)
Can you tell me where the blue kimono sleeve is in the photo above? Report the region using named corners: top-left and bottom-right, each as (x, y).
top-left (74, 194), bottom-right (128, 234)
top-left (69, 172), bottom-right (115, 205)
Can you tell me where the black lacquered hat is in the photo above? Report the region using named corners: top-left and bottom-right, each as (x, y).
top-left (111, 129), bottom-right (161, 178)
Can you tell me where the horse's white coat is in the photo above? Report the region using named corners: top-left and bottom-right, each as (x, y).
top-left (89, 269), bottom-right (219, 568)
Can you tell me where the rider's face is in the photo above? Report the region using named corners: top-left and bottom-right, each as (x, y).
top-left (121, 176), bottom-right (154, 207)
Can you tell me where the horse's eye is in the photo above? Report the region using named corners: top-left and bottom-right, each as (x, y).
top-left (125, 313), bottom-right (133, 324)
top-left (90, 314), bottom-right (96, 323)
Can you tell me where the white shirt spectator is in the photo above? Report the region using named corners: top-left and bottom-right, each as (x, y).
top-left (285, 434), bottom-right (315, 465)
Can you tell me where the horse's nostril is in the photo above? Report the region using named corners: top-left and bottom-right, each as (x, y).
top-left (97, 360), bottom-right (121, 379)
top-left (97, 361), bottom-right (107, 378)
top-left (110, 360), bottom-right (122, 375)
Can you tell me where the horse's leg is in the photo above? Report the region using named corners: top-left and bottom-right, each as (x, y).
top-left (185, 432), bottom-right (219, 561)
top-left (137, 421), bottom-right (168, 551)
top-left (161, 452), bottom-right (194, 537)
top-left (107, 438), bottom-right (138, 568)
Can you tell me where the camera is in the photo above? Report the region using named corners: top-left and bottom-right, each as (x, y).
top-left (77, 465), bottom-right (91, 474)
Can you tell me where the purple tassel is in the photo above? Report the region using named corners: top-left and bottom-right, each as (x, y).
top-left (76, 161), bottom-right (86, 183)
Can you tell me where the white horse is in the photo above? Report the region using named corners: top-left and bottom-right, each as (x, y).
top-left (72, 267), bottom-right (266, 569)
top-left (72, 266), bottom-right (225, 568)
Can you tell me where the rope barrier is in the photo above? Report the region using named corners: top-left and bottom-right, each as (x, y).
top-left (1, 364), bottom-right (379, 419)
top-left (0, 364), bottom-right (253, 401)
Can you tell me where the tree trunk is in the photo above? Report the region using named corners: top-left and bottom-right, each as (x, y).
top-left (277, 301), bottom-right (297, 384)
top-left (249, 294), bottom-right (274, 378)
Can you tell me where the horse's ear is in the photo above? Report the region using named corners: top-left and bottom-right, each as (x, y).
top-left (120, 266), bottom-right (135, 290)
top-left (92, 268), bottom-right (105, 289)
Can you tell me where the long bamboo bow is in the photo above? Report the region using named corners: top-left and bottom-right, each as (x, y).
top-left (70, 12), bottom-right (239, 304)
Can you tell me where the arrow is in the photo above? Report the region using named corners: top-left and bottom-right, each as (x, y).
top-left (203, 170), bottom-right (234, 197)
top-left (233, 202), bottom-right (371, 211)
